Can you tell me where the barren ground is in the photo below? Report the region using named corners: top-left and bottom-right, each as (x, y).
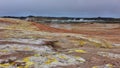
top-left (48, 23), bottom-right (120, 44)
top-left (0, 18), bottom-right (119, 68)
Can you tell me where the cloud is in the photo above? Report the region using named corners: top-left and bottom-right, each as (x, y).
top-left (0, 0), bottom-right (120, 17)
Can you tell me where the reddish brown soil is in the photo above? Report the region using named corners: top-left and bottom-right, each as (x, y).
top-left (0, 18), bottom-right (119, 44)
top-left (45, 23), bottom-right (120, 44)
top-left (31, 22), bottom-right (75, 33)
top-left (34, 22), bottom-right (120, 43)
top-left (0, 19), bottom-right (19, 24)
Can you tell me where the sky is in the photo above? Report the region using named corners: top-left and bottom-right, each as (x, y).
top-left (0, 0), bottom-right (120, 17)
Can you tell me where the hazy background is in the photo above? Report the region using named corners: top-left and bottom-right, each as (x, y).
top-left (0, 0), bottom-right (120, 17)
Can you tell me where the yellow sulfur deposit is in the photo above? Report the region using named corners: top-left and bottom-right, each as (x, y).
top-left (68, 49), bottom-right (87, 53)
top-left (79, 40), bottom-right (86, 46)
top-left (23, 57), bottom-right (30, 62)
top-left (75, 49), bottom-right (87, 53)
top-left (45, 58), bottom-right (58, 64)
top-left (92, 66), bottom-right (98, 68)
top-left (25, 61), bottom-right (34, 68)
top-left (59, 56), bottom-right (67, 59)
top-left (34, 54), bottom-right (40, 57)
top-left (0, 50), bottom-right (8, 52)
top-left (23, 57), bottom-right (34, 68)
top-left (106, 64), bottom-right (113, 68)
top-left (0, 63), bottom-right (11, 68)
top-left (68, 50), bottom-right (73, 53)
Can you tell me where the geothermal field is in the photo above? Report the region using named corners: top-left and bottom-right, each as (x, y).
top-left (0, 18), bottom-right (119, 68)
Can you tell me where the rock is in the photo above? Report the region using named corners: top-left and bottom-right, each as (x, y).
top-left (0, 57), bottom-right (16, 64)
top-left (92, 64), bottom-right (113, 68)
top-left (98, 52), bottom-right (120, 59)
top-left (13, 61), bottom-right (26, 67)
